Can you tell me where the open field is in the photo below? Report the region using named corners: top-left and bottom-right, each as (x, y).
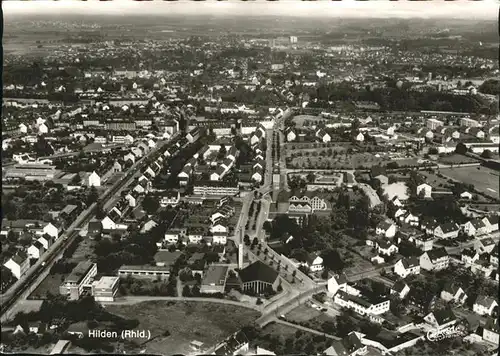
top-left (68, 237), bottom-right (96, 263)
top-left (382, 182), bottom-right (409, 201)
top-left (260, 322), bottom-right (299, 338)
top-left (438, 153), bottom-right (479, 165)
top-left (29, 273), bottom-right (66, 300)
top-left (440, 166), bottom-right (500, 199)
top-left (288, 152), bottom-right (389, 170)
top-left (285, 304), bottom-right (323, 322)
top-left (292, 115), bottom-right (329, 128)
top-left (106, 301), bottom-right (259, 355)
top-left (419, 171), bottom-right (453, 189)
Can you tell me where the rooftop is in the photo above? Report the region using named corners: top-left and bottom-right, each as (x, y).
top-left (201, 265), bottom-right (229, 286)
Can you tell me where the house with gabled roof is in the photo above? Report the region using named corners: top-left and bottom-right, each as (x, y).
top-left (324, 332), bottom-right (367, 356)
top-left (3, 251), bottom-right (30, 279)
top-left (490, 244), bottom-right (498, 266)
top-left (420, 247), bottom-right (449, 271)
top-left (416, 183), bottom-right (432, 198)
top-left (37, 233), bottom-right (54, 250)
top-left (474, 238), bottom-right (496, 254)
top-left (125, 190), bottom-right (141, 207)
top-left (483, 317), bottom-right (499, 345)
top-left (376, 240), bottom-right (399, 256)
top-left (424, 308), bottom-right (457, 331)
top-left (394, 257), bottom-right (420, 278)
top-left (434, 222), bottom-right (460, 239)
top-left (300, 253), bottom-right (324, 272)
top-left (461, 247), bottom-right (480, 265)
top-left (390, 280), bottom-right (410, 299)
top-left (440, 282), bottom-right (467, 304)
top-left (420, 217), bottom-right (439, 235)
top-left (473, 295), bottom-right (498, 316)
top-left (43, 222), bottom-right (61, 240)
top-left (27, 241), bottom-right (45, 259)
top-left (376, 221), bottom-right (397, 238)
top-left (285, 127), bottom-right (296, 142)
top-left (315, 128), bottom-right (331, 143)
top-left (482, 215), bottom-right (499, 233)
top-left (210, 165), bottom-right (227, 181)
top-left (463, 218), bottom-right (488, 236)
top-left (252, 166), bottom-right (263, 183)
top-left (250, 129), bottom-right (264, 146)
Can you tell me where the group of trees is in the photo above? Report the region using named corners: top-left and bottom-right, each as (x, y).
top-left (307, 81), bottom-right (498, 114)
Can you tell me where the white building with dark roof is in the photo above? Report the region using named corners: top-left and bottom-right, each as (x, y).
top-left (4, 251), bottom-right (30, 279)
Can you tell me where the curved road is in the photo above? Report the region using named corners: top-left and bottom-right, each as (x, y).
top-left (102, 296), bottom-right (262, 312)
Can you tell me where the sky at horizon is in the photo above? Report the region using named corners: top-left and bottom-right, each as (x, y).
top-left (3, 0), bottom-right (498, 20)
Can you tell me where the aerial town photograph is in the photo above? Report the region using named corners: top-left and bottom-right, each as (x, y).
top-left (0, 1), bottom-right (499, 355)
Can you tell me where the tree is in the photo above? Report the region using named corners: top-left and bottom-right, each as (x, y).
top-left (455, 142), bottom-right (467, 155)
top-left (306, 172), bottom-right (316, 183)
top-left (263, 221), bottom-right (272, 234)
top-left (191, 285), bottom-right (200, 296)
top-left (481, 149), bottom-right (493, 159)
top-left (94, 204), bottom-right (106, 220)
top-left (182, 285), bottom-right (191, 297)
top-left (87, 186), bottom-right (99, 205)
top-left (244, 234), bottom-right (251, 246)
top-left (320, 249), bottom-right (345, 273)
top-left (142, 195), bottom-right (159, 215)
top-left (217, 144), bottom-right (227, 159)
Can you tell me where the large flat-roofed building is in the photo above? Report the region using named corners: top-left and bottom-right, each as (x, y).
top-left (200, 265), bottom-right (228, 294)
top-left (118, 265), bottom-right (170, 280)
top-left (92, 276), bottom-right (120, 302)
top-left (105, 121), bottom-right (137, 131)
top-left (194, 181), bottom-right (239, 197)
top-left (460, 117), bottom-right (480, 128)
top-left (4, 164), bottom-right (58, 181)
top-left (59, 261), bottom-right (97, 300)
top-left (426, 118), bottom-right (444, 130)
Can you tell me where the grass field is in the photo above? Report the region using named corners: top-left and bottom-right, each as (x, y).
top-left (438, 154), bottom-right (479, 165)
top-left (29, 273), bottom-right (66, 300)
top-left (288, 152), bottom-right (389, 169)
top-left (440, 166), bottom-right (500, 199)
top-left (292, 115), bottom-right (329, 128)
top-left (285, 304), bottom-right (323, 322)
top-left (382, 182), bottom-right (409, 201)
top-left (419, 171), bottom-right (453, 189)
top-left (68, 237), bottom-right (96, 263)
top-left (106, 301), bottom-right (259, 355)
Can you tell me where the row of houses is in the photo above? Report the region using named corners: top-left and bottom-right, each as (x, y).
top-left (2, 221), bottom-right (63, 279)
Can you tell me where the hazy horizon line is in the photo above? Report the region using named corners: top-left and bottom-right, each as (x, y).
top-left (3, 0), bottom-right (498, 20)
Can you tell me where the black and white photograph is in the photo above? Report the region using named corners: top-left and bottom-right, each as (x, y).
top-left (1, 0), bottom-right (499, 355)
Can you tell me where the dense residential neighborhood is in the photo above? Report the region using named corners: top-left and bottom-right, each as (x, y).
top-left (1, 2), bottom-right (499, 356)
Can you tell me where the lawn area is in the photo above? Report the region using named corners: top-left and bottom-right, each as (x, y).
top-left (106, 301), bottom-right (260, 355)
top-left (438, 153), bottom-right (479, 165)
top-left (288, 152), bottom-right (389, 169)
top-left (292, 115), bottom-right (328, 128)
top-left (382, 182), bottom-right (409, 201)
top-left (68, 237), bottom-right (96, 264)
top-left (285, 304), bottom-right (322, 322)
top-left (259, 322), bottom-right (299, 338)
top-left (29, 273), bottom-right (66, 300)
top-left (419, 171), bottom-right (453, 189)
top-left (440, 166), bottom-right (500, 199)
